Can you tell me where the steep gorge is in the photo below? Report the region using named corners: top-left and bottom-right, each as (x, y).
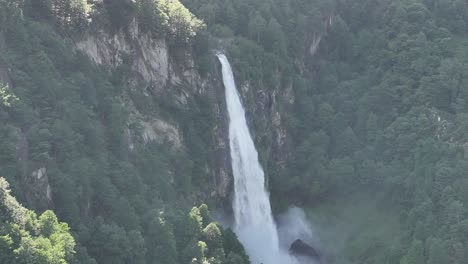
top-left (0, 1), bottom-right (300, 261)
top-left (74, 19), bottom-right (293, 202)
top-left (4, 0), bottom-right (468, 263)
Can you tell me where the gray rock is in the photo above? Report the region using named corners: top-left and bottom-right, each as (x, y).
top-left (289, 239), bottom-right (321, 263)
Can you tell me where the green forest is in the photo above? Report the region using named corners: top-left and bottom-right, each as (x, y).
top-left (1, 0), bottom-right (468, 263)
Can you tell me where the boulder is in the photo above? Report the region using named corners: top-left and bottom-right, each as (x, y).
top-left (289, 239), bottom-right (321, 262)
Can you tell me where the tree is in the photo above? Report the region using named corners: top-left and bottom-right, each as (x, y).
top-left (400, 240), bottom-right (424, 264)
top-left (144, 210), bottom-right (178, 264)
top-left (263, 18), bottom-right (287, 56)
top-left (88, 218), bottom-right (131, 264)
top-left (136, 0), bottom-right (168, 34)
top-left (222, 229), bottom-right (249, 263)
top-left (0, 83), bottom-right (18, 107)
top-left (247, 11), bottom-right (266, 42)
top-left (202, 222), bottom-right (223, 251)
top-left (103, 0), bottom-right (136, 30)
top-left (225, 251), bottom-right (247, 264)
top-left (427, 238), bottom-right (450, 264)
top-left (198, 204), bottom-right (211, 228)
top-left (333, 126), bottom-right (358, 157)
top-left (0, 178), bottom-right (76, 264)
top-left (24, 0), bottom-right (54, 21)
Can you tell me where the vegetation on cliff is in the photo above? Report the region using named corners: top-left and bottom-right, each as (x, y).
top-left (187, 0), bottom-right (468, 263)
top-left (0, 177), bottom-right (76, 264)
top-left (0, 0), bottom-right (246, 263)
top-left (3, 0), bottom-right (468, 263)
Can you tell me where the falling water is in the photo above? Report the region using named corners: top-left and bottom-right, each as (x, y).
top-left (217, 54), bottom-right (296, 264)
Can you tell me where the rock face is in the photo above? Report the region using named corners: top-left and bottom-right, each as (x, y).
top-left (26, 167), bottom-right (53, 211)
top-left (77, 20), bottom-right (171, 92)
top-left (76, 21), bottom-right (291, 202)
top-left (290, 239), bottom-right (321, 262)
top-left (76, 22), bottom-right (234, 201)
top-left (237, 80), bottom-right (293, 180)
top-left (141, 119), bottom-right (182, 148)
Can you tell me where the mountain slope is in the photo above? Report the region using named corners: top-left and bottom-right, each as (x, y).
top-left (3, 0), bottom-right (468, 263)
top-left (0, 1), bottom-right (249, 263)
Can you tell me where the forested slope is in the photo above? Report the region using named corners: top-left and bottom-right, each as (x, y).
top-left (186, 0), bottom-right (468, 263)
top-left (0, 0), bottom-right (248, 263)
top-left (0, 177), bottom-right (76, 264)
top-left (2, 0), bottom-right (468, 264)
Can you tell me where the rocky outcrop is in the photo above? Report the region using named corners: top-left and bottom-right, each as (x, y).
top-left (141, 119), bottom-right (182, 148)
top-left (309, 34), bottom-right (323, 56)
top-left (76, 20), bottom-right (201, 95)
top-left (309, 15), bottom-right (335, 57)
top-left (237, 80), bottom-right (293, 177)
top-left (210, 70), bottom-right (232, 201)
top-left (76, 20), bottom-right (291, 202)
top-left (76, 22), bottom-right (234, 201)
top-left (26, 167), bottom-right (53, 211)
top-left (290, 239), bottom-right (321, 263)
top-left (77, 20), bottom-right (170, 92)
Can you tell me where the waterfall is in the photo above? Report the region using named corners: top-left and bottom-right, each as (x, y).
top-left (217, 54), bottom-right (296, 264)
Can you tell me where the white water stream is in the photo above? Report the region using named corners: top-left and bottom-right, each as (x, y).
top-left (218, 54), bottom-right (297, 264)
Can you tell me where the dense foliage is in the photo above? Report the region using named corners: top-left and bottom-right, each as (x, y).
top-left (185, 0), bottom-right (468, 263)
top-left (0, 177), bottom-right (76, 264)
top-left (91, 0), bottom-right (205, 45)
top-left (3, 0), bottom-right (468, 263)
top-left (0, 0), bottom-right (246, 263)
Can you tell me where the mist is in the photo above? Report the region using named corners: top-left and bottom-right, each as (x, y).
top-left (277, 207), bottom-right (322, 264)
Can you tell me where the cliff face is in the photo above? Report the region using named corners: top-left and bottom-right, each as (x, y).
top-left (237, 81), bottom-right (293, 177)
top-left (75, 20), bottom-right (292, 201)
top-left (76, 20), bottom-right (232, 201)
top-left (76, 20), bottom-right (193, 103)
